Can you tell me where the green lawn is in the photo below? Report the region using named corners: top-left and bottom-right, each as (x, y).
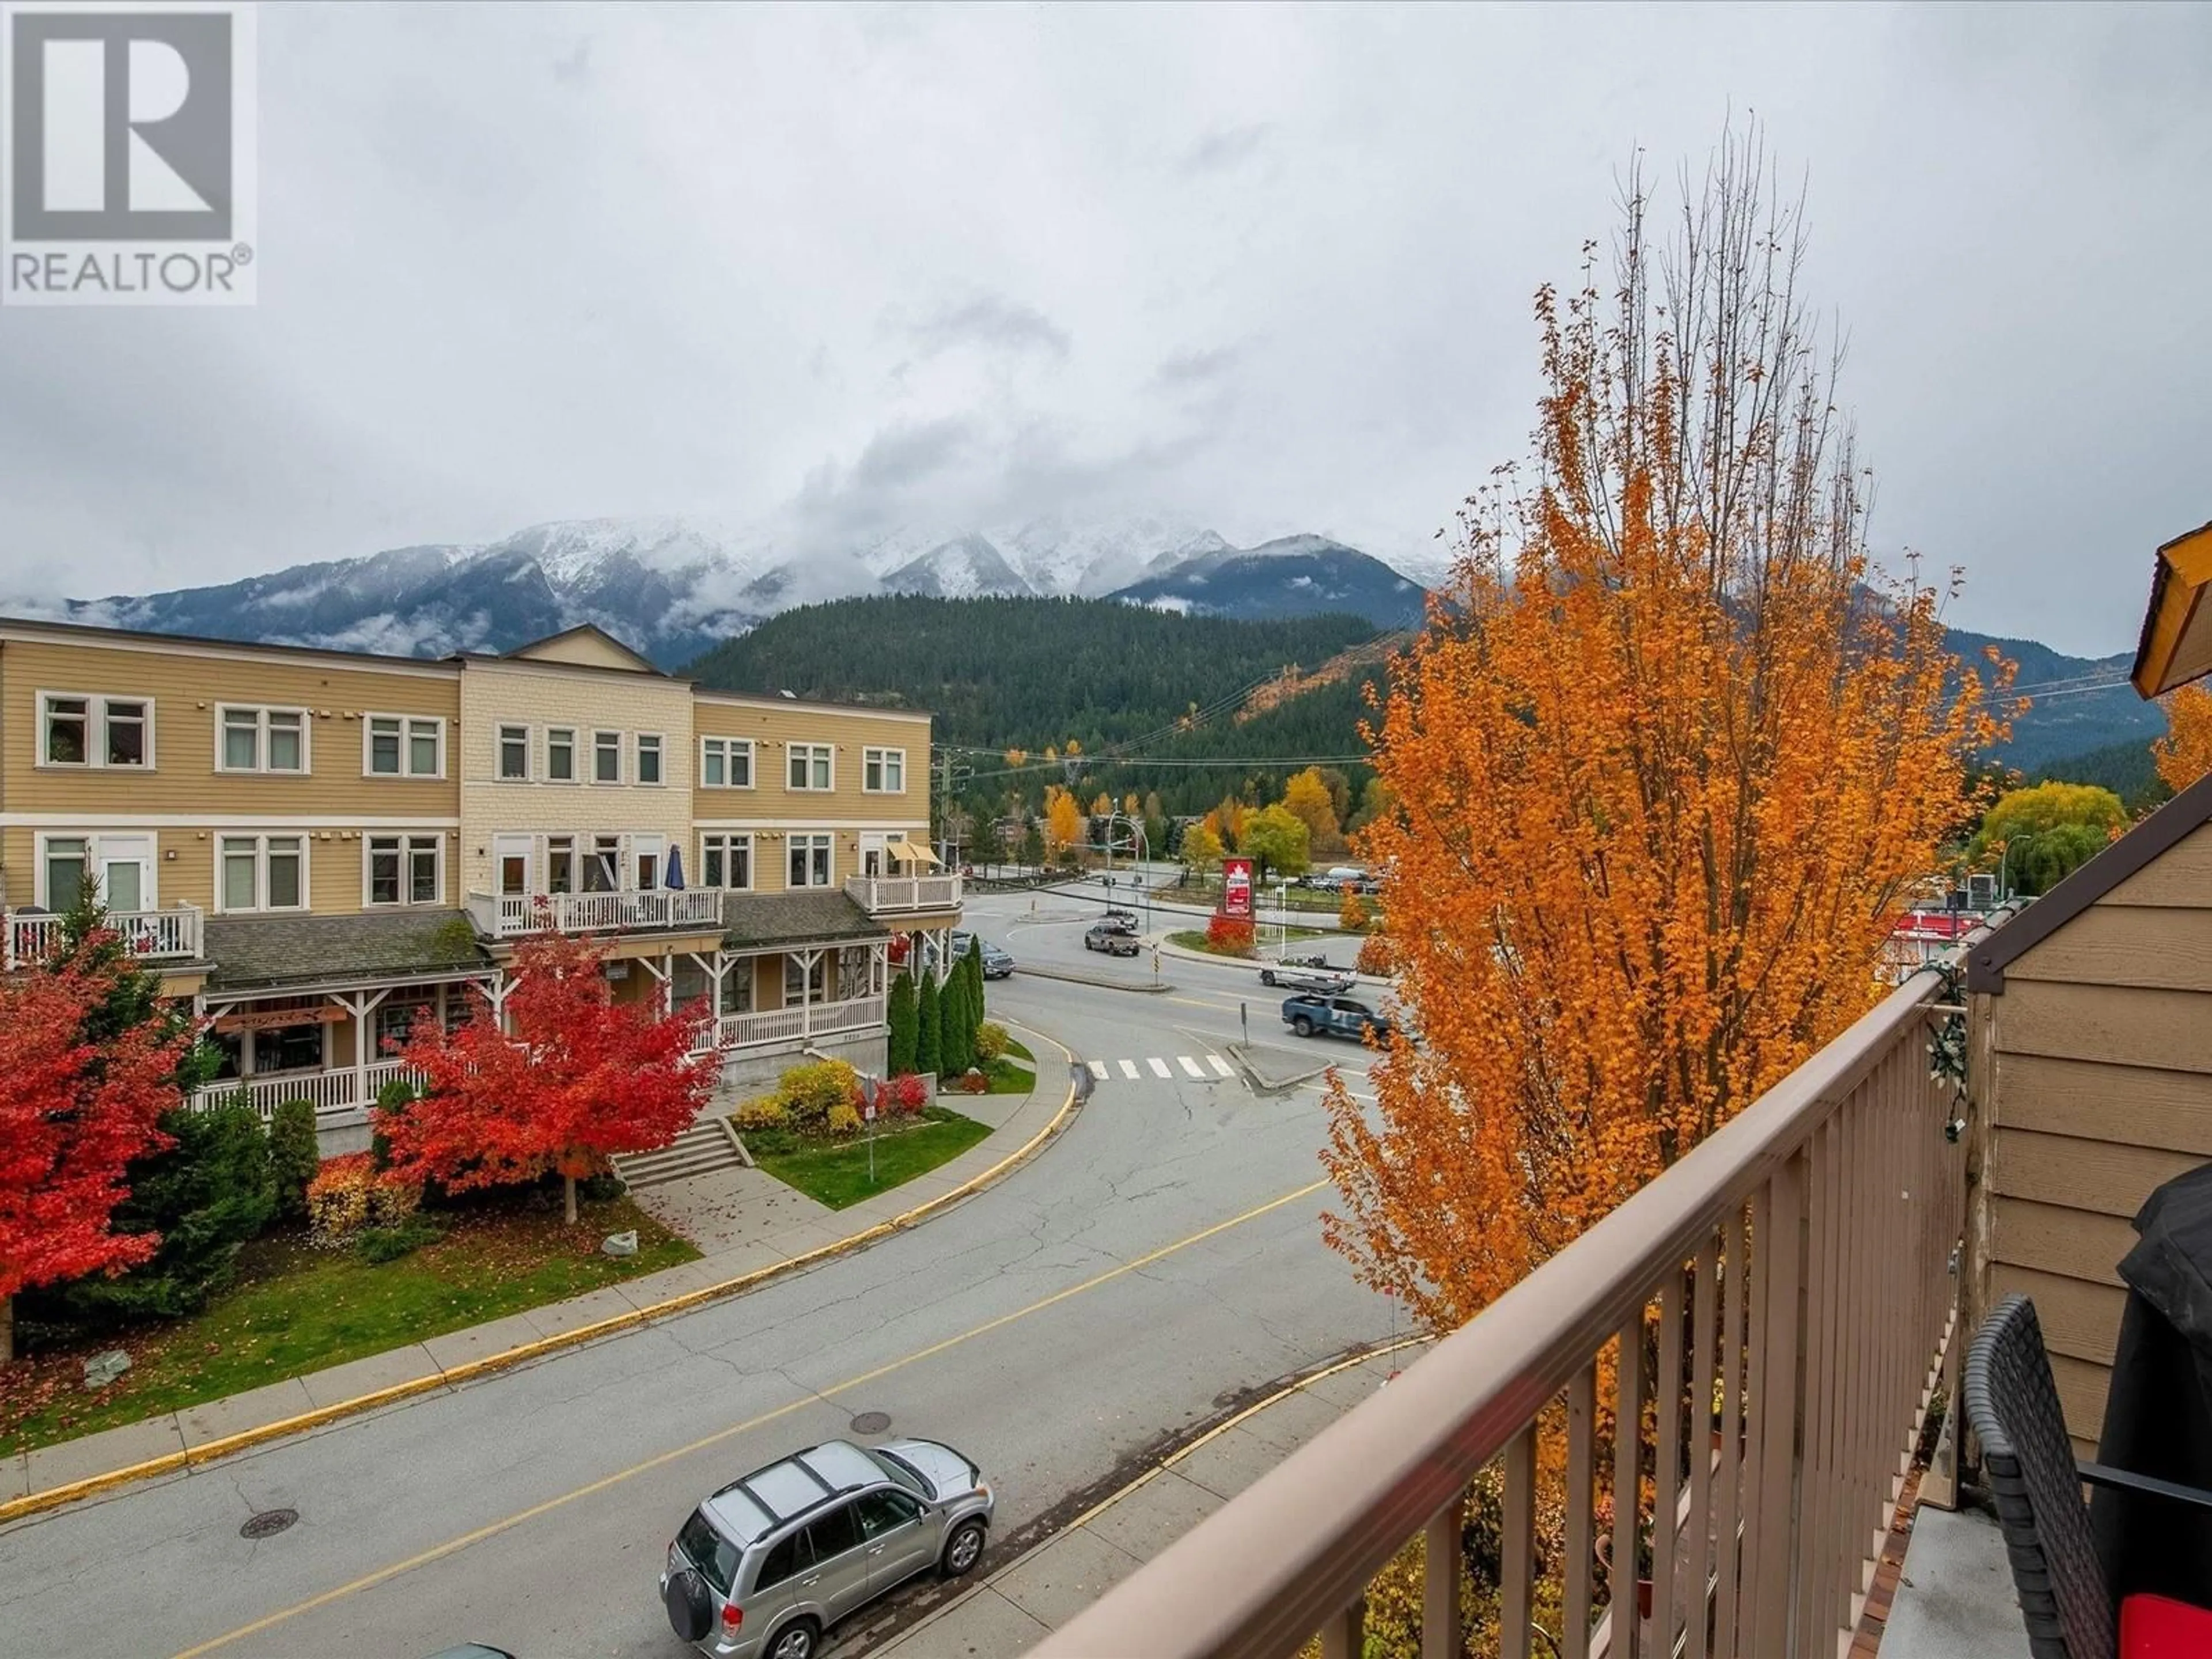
top-left (1, 1194), bottom-right (696, 1457)
top-left (749, 1107), bottom-right (994, 1210)
top-left (987, 1036), bottom-right (1037, 1094)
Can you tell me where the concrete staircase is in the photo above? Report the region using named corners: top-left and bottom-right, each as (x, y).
top-left (612, 1119), bottom-right (749, 1188)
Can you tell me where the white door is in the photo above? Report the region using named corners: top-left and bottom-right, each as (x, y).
top-left (859, 832), bottom-right (889, 878)
top-left (493, 834), bottom-right (534, 896)
top-left (96, 834), bottom-right (154, 912)
top-left (630, 834), bottom-right (664, 891)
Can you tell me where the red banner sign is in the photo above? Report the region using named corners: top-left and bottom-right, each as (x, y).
top-left (1222, 857), bottom-right (1254, 920)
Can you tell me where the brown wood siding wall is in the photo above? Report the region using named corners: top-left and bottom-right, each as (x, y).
top-left (1985, 830), bottom-right (2212, 1446)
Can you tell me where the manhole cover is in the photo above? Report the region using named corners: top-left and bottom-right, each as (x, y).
top-left (240, 1508), bottom-right (298, 1540)
top-left (849, 1411), bottom-right (892, 1435)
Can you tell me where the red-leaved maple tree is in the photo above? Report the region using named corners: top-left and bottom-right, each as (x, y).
top-left (0, 949), bottom-right (190, 1362)
top-left (381, 930), bottom-right (719, 1222)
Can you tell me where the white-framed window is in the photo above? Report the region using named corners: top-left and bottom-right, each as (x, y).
top-left (374, 998), bottom-right (431, 1057)
top-left (783, 953), bottom-right (829, 1003)
top-left (497, 723), bottom-right (530, 781)
top-left (217, 705), bottom-right (309, 774)
top-left (217, 834), bottom-right (308, 913)
top-left (636, 733), bottom-right (664, 785)
top-left (700, 736), bottom-right (754, 789)
top-left (787, 832), bottom-right (833, 888)
top-left (546, 728), bottom-right (577, 783)
top-left (365, 714), bottom-right (444, 778)
top-left (701, 832), bottom-right (753, 891)
top-left (39, 691), bottom-right (153, 768)
top-left (586, 834), bottom-right (622, 892)
top-left (787, 743), bottom-right (833, 791)
top-left (863, 747), bottom-right (906, 793)
top-left (365, 833), bottom-right (442, 907)
top-left (593, 730), bottom-right (622, 784)
top-left (546, 834), bottom-right (576, 894)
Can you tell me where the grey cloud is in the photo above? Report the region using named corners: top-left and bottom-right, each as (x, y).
top-left (1179, 123), bottom-right (1270, 175)
top-left (904, 295), bottom-right (1071, 360)
top-left (1154, 344), bottom-right (1240, 387)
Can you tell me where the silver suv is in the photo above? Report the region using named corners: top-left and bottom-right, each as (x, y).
top-left (661, 1438), bottom-right (994, 1659)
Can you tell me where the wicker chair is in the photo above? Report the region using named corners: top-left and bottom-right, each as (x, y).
top-left (1962, 1294), bottom-right (2212, 1659)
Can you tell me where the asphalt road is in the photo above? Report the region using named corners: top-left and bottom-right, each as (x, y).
top-left (0, 873), bottom-right (1394, 1659)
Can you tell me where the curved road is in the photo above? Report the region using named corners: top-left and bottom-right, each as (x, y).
top-left (0, 873), bottom-right (1393, 1659)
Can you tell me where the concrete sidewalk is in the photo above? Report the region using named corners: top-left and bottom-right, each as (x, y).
top-left (870, 1339), bottom-right (1430, 1658)
top-left (2, 1044), bottom-right (1078, 1522)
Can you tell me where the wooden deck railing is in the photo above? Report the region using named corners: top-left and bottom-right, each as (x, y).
top-left (1034, 965), bottom-right (1966, 1659)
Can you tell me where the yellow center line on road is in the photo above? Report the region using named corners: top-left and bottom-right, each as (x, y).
top-left (173, 1177), bottom-right (1333, 1659)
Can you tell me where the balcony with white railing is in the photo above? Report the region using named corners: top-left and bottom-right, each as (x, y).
top-left (190, 1058), bottom-right (423, 1120)
top-left (687, 993), bottom-right (887, 1056)
top-left (1036, 964), bottom-right (1968, 1659)
top-left (4, 904), bottom-right (204, 970)
top-left (843, 873), bottom-right (963, 915)
top-left (464, 887), bottom-right (725, 940)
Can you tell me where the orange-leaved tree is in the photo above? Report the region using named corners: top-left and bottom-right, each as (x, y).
top-left (1042, 786), bottom-right (1085, 858)
top-left (383, 929), bottom-right (718, 1224)
top-left (1281, 766), bottom-right (1343, 851)
top-left (1322, 138), bottom-right (2011, 1330)
top-left (2154, 684), bottom-right (2212, 794)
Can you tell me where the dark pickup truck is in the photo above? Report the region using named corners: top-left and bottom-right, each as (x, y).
top-left (1281, 993), bottom-right (1392, 1041)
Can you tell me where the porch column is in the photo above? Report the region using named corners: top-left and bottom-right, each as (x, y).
top-left (336, 988), bottom-right (391, 1111)
top-left (637, 949), bottom-right (672, 1014)
top-left (797, 946), bottom-right (820, 1036)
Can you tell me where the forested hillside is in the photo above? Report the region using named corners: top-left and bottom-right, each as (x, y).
top-left (684, 595), bottom-right (1387, 813)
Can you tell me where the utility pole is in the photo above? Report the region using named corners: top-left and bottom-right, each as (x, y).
top-left (934, 749), bottom-right (972, 870)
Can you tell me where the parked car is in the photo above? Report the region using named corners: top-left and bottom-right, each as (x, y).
top-left (1084, 922), bottom-right (1141, 957)
top-left (1281, 993), bottom-right (1392, 1041)
top-left (978, 940), bottom-right (1014, 979)
top-left (662, 1438), bottom-right (994, 1659)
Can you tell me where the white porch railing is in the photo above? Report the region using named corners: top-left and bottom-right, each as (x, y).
top-left (191, 1058), bottom-right (423, 1120)
top-left (4, 904), bottom-right (204, 969)
top-left (1037, 963), bottom-right (1969, 1659)
top-left (843, 873), bottom-right (962, 914)
top-left (464, 888), bottom-right (725, 939)
top-left (688, 993), bottom-right (888, 1056)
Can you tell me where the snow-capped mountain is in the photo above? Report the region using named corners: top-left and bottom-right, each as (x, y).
top-left (7, 514), bottom-right (1435, 667)
top-left (879, 535), bottom-right (1036, 600)
top-left (1106, 535), bottom-right (1432, 630)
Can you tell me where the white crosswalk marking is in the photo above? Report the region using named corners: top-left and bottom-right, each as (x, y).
top-left (1147, 1057), bottom-right (1172, 1078)
top-left (1177, 1055), bottom-right (1205, 1078)
top-left (1208, 1055), bottom-right (1234, 1077)
top-left (1088, 1060), bottom-right (1109, 1080)
top-left (1119, 1059), bottom-right (1140, 1079)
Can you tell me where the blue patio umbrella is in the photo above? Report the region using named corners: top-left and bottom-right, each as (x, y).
top-left (665, 845), bottom-right (686, 890)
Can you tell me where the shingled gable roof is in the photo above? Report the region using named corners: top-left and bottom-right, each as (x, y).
top-left (1965, 764), bottom-right (2212, 994)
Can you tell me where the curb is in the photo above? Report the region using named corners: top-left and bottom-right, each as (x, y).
top-left (1010, 963), bottom-right (1175, 995)
top-left (873, 1334), bottom-right (1435, 1654)
top-left (0, 1031), bottom-right (1084, 1528)
top-left (1150, 932), bottom-right (1387, 990)
top-left (1223, 1039), bottom-right (1334, 1094)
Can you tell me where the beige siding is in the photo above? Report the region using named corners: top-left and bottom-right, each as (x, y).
top-left (1980, 843), bottom-right (2212, 1445)
top-left (0, 635), bottom-right (459, 820)
top-left (456, 660), bottom-right (698, 897)
top-left (2, 823), bottom-right (458, 916)
top-left (692, 694), bottom-right (931, 826)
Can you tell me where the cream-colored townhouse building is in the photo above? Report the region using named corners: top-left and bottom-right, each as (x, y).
top-left (0, 616), bottom-right (959, 1153)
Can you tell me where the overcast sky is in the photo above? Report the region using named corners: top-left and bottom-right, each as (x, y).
top-left (2, 2), bottom-right (2207, 656)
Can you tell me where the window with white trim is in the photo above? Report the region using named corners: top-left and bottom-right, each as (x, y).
top-left (546, 834), bottom-right (575, 894)
top-left (863, 747), bottom-right (905, 793)
top-left (700, 736), bottom-right (753, 788)
top-left (366, 834), bottom-right (441, 906)
top-left (40, 692), bottom-right (153, 768)
top-left (497, 724), bottom-right (529, 781)
top-left (636, 733), bottom-right (664, 785)
top-left (42, 836), bottom-right (88, 911)
top-left (366, 714), bottom-right (443, 778)
top-left (593, 730), bottom-right (622, 784)
top-left (783, 953), bottom-right (829, 1003)
top-left (702, 833), bottom-right (752, 890)
top-left (218, 834), bottom-right (306, 912)
top-left (218, 705), bottom-right (308, 774)
top-left (547, 728), bottom-right (576, 782)
top-left (787, 743), bottom-right (833, 791)
top-left (787, 832), bottom-right (833, 888)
